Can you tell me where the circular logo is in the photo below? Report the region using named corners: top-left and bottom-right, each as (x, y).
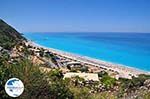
top-left (5, 78), bottom-right (24, 97)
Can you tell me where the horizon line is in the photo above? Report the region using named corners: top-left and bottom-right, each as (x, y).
top-left (22, 31), bottom-right (150, 33)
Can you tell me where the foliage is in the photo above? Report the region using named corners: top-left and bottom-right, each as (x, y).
top-left (0, 19), bottom-right (25, 50)
top-left (138, 74), bottom-right (150, 81)
top-left (0, 61), bottom-right (12, 99)
top-left (0, 53), bottom-right (150, 99)
top-left (70, 87), bottom-right (90, 99)
top-left (47, 69), bottom-right (64, 81)
top-left (119, 74), bottom-right (150, 90)
top-left (80, 66), bottom-right (89, 72)
top-left (90, 92), bottom-right (116, 99)
top-left (67, 65), bottom-right (71, 70)
top-left (70, 69), bottom-right (77, 72)
top-left (142, 92), bottom-right (150, 99)
top-left (49, 81), bottom-right (74, 99)
top-left (101, 75), bottom-right (116, 89)
top-left (0, 59), bottom-right (73, 99)
top-left (1, 18), bottom-right (150, 99)
top-left (98, 71), bottom-right (108, 77)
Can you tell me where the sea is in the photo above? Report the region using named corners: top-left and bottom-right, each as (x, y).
top-left (23, 32), bottom-right (150, 71)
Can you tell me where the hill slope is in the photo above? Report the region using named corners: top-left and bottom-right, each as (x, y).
top-left (0, 19), bottom-right (25, 50)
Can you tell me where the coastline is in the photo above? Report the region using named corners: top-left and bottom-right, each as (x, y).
top-left (27, 40), bottom-right (150, 79)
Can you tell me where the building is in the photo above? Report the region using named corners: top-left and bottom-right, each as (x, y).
top-left (64, 72), bottom-right (99, 81)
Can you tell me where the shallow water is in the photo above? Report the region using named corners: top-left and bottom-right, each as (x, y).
top-left (23, 32), bottom-right (150, 71)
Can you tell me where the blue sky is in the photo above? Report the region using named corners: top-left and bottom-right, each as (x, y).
top-left (0, 0), bottom-right (150, 33)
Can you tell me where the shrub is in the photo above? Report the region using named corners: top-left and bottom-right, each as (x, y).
top-left (98, 71), bottom-right (108, 77)
top-left (80, 66), bottom-right (89, 73)
top-left (101, 75), bottom-right (116, 89)
top-left (0, 59), bottom-right (73, 99)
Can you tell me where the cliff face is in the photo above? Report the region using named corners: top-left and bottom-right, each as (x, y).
top-left (0, 19), bottom-right (25, 50)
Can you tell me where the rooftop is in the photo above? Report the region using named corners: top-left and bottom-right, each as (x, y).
top-left (64, 72), bottom-right (99, 81)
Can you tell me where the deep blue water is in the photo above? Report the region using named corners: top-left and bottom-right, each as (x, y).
top-left (23, 32), bottom-right (150, 71)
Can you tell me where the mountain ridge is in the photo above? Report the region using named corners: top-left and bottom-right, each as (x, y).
top-left (0, 19), bottom-right (26, 50)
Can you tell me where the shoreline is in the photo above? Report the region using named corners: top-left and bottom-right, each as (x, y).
top-left (27, 40), bottom-right (150, 79)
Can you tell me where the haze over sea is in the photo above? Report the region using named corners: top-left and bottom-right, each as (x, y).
top-left (23, 32), bottom-right (150, 71)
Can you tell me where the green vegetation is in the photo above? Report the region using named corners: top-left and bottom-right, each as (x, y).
top-left (98, 71), bottom-right (108, 77)
top-left (142, 92), bottom-right (150, 99)
top-left (0, 51), bottom-right (150, 99)
top-left (0, 59), bottom-right (12, 99)
top-left (101, 75), bottom-right (116, 89)
top-left (68, 65), bottom-right (89, 73)
top-left (80, 66), bottom-right (89, 72)
top-left (0, 19), bottom-right (25, 50)
top-left (70, 87), bottom-right (90, 99)
top-left (0, 19), bottom-right (150, 99)
top-left (0, 58), bottom-right (73, 99)
top-left (119, 74), bottom-right (150, 90)
top-left (47, 69), bottom-right (64, 81)
top-left (91, 92), bottom-right (117, 99)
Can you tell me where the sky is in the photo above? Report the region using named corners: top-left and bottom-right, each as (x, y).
top-left (0, 0), bottom-right (150, 33)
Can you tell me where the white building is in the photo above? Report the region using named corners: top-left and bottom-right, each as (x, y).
top-left (64, 72), bottom-right (99, 81)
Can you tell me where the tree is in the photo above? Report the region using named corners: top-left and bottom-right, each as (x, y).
top-left (98, 71), bottom-right (108, 77)
top-left (80, 66), bottom-right (89, 73)
top-left (67, 65), bottom-right (71, 70)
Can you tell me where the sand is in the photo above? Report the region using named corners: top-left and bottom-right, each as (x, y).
top-left (26, 41), bottom-right (150, 79)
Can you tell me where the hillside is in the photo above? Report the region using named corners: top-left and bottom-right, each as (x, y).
top-left (0, 19), bottom-right (25, 50)
top-left (0, 19), bottom-right (150, 99)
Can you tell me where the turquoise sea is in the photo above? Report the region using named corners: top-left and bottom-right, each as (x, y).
top-left (23, 32), bottom-right (150, 71)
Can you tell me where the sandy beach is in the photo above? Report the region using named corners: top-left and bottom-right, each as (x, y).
top-left (27, 41), bottom-right (150, 79)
